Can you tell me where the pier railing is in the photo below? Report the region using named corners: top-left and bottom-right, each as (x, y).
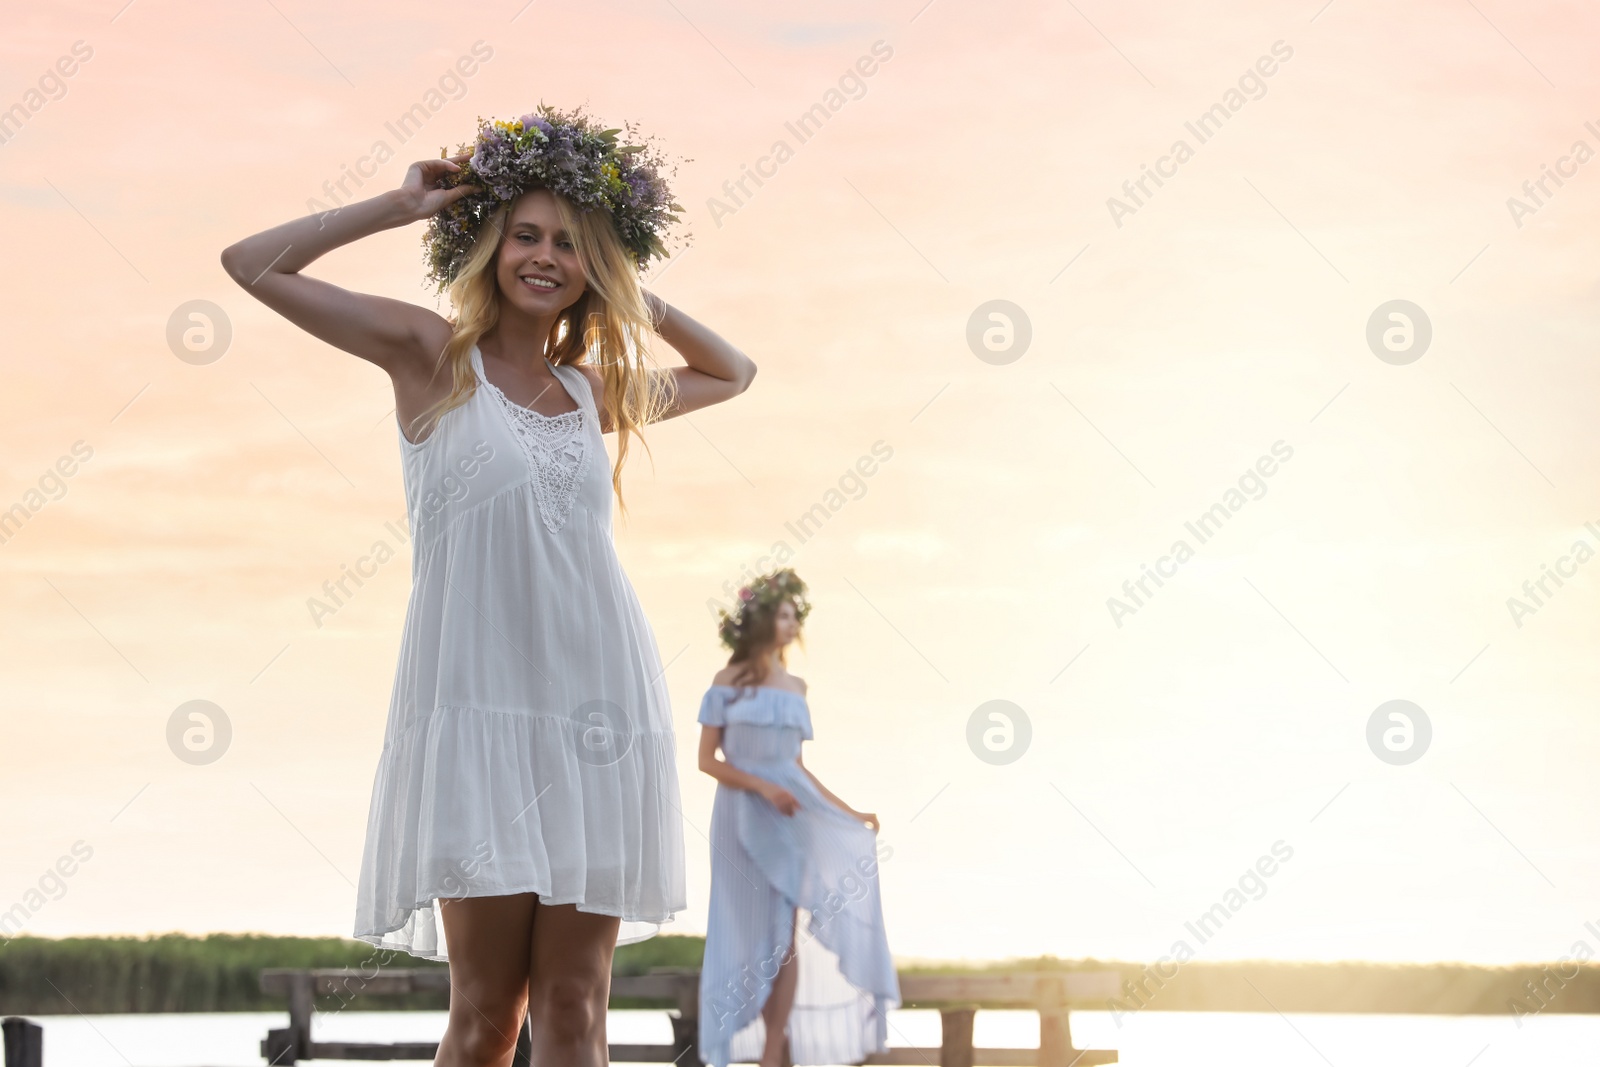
top-left (258, 966), bottom-right (1121, 1066)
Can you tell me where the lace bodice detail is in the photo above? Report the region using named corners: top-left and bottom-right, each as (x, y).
top-left (480, 376), bottom-right (592, 534)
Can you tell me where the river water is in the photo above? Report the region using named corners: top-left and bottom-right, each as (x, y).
top-left (24, 1007), bottom-right (1599, 1065)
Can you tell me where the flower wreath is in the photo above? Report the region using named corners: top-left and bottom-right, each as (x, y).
top-left (421, 103), bottom-right (690, 293)
top-left (717, 568), bottom-right (812, 650)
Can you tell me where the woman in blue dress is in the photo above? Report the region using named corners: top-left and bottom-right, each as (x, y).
top-left (696, 568), bottom-right (900, 1067)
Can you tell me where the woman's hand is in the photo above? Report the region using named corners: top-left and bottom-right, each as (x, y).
top-left (395, 152), bottom-right (480, 222)
top-left (759, 782), bottom-right (800, 816)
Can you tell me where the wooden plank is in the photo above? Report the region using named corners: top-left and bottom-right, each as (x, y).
top-left (254, 967), bottom-right (1122, 1066)
top-left (899, 973), bottom-right (1121, 1005)
top-left (313, 972), bottom-right (440, 996)
top-left (280, 1038), bottom-right (1116, 1065)
top-left (863, 1051), bottom-right (1115, 1067)
top-left (263, 968), bottom-right (1123, 1008)
top-left (865, 1051), bottom-right (952, 1066)
top-left (964, 1053), bottom-right (1037, 1067)
top-left (264, 968), bottom-right (452, 996)
top-left (611, 973), bottom-right (699, 1000)
top-left (867, 1050), bottom-right (1028, 1066)
top-left (309, 1040), bottom-right (441, 1060)
top-left (291, 1037), bottom-right (1114, 1066)
top-left (296, 1043), bottom-right (1105, 1067)
top-left (297, 1042), bottom-right (1106, 1067)
top-left (268, 967), bottom-right (697, 999)
top-left (608, 1044), bottom-right (680, 1062)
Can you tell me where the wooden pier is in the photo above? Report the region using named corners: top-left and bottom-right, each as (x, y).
top-left (258, 966), bottom-right (1121, 1065)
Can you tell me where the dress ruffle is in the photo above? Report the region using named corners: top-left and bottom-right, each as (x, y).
top-left (356, 708), bottom-right (683, 959)
top-left (699, 685), bottom-right (814, 736)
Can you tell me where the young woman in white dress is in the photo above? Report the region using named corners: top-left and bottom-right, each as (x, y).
top-left (221, 110), bottom-right (754, 1067)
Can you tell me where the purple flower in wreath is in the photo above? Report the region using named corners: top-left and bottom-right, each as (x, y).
top-left (420, 103), bottom-right (689, 292)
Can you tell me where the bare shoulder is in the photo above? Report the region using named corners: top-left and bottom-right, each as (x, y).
top-left (711, 665), bottom-right (741, 687)
top-left (771, 671), bottom-right (807, 696)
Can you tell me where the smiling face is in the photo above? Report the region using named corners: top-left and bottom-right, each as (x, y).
top-left (495, 188), bottom-right (587, 315)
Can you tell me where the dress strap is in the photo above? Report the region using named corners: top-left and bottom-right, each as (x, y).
top-left (549, 360), bottom-right (598, 422)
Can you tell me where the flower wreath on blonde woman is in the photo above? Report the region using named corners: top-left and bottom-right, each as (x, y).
top-left (406, 103), bottom-right (694, 518)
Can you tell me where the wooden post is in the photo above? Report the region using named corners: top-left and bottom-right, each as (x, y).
top-left (1039, 1008), bottom-right (1076, 1067)
top-left (1036, 975), bottom-right (1072, 1067)
top-left (938, 1007), bottom-right (976, 1067)
top-left (262, 1028), bottom-right (297, 1065)
top-left (287, 971), bottom-right (315, 1062)
top-left (670, 972), bottom-right (699, 1065)
top-left (512, 1010), bottom-right (532, 1067)
top-left (2, 1017), bottom-right (43, 1067)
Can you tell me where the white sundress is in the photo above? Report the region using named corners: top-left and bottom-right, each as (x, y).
top-left (697, 684), bottom-right (900, 1067)
top-left (353, 342), bottom-right (687, 959)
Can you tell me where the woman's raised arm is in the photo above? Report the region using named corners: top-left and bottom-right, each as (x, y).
top-left (641, 289), bottom-right (757, 422)
top-left (217, 154), bottom-right (477, 375)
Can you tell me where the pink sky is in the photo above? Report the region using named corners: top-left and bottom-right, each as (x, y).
top-left (3, 0), bottom-right (1599, 965)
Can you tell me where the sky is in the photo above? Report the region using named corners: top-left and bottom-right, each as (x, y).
top-left (2, 0), bottom-right (1598, 967)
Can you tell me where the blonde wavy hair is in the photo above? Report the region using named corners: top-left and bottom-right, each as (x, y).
top-left (407, 190), bottom-right (677, 520)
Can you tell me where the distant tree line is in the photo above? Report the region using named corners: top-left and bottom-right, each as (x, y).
top-left (0, 933), bottom-right (702, 1014)
top-left (1, 935), bottom-right (1595, 1018)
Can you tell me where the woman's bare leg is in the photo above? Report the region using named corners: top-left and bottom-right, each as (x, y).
top-left (526, 901), bottom-right (621, 1066)
top-left (436, 893), bottom-right (537, 1067)
top-left (758, 909), bottom-right (800, 1067)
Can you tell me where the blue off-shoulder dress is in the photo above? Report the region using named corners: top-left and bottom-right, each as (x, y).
top-left (696, 684), bottom-right (900, 1067)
